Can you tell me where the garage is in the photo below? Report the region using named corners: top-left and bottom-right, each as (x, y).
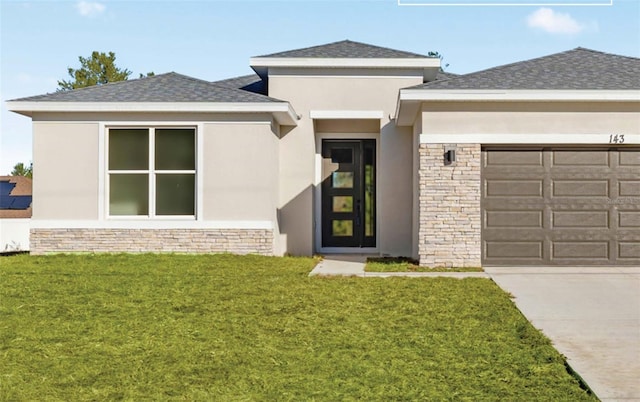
top-left (482, 147), bottom-right (640, 266)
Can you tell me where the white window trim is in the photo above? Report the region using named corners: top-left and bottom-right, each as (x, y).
top-left (99, 122), bottom-right (204, 221)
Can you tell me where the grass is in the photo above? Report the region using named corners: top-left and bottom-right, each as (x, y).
top-left (366, 257), bottom-right (484, 272)
top-left (0, 254), bottom-right (594, 401)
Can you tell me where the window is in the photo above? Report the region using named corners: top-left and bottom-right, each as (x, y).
top-left (108, 127), bottom-right (196, 217)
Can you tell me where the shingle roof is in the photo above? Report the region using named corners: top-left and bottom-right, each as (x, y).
top-left (414, 48), bottom-right (640, 90)
top-left (434, 71), bottom-right (458, 81)
top-left (10, 72), bottom-right (283, 103)
top-left (256, 40), bottom-right (430, 59)
top-left (0, 176), bottom-right (32, 197)
top-left (213, 74), bottom-right (267, 95)
top-left (0, 176), bottom-right (32, 219)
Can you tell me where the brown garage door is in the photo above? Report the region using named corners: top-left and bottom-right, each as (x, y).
top-left (482, 147), bottom-right (640, 266)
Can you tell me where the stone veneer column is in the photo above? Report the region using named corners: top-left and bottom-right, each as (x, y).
top-left (418, 143), bottom-right (481, 267)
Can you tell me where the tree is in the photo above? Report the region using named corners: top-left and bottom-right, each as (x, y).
top-left (57, 51), bottom-right (153, 91)
top-left (428, 51), bottom-right (449, 71)
top-left (11, 162), bottom-right (32, 179)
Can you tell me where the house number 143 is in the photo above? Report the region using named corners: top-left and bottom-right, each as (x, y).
top-left (609, 134), bottom-right (625, 144)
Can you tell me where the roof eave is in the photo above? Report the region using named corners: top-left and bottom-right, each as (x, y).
top-left (395, 98), bottom-right (421, 127)
top-left (395, 89), bottom-right (640, 127)
top-left (5, 101), bottom-right (299, 126)
top-left (399, 89), bottom-right (640, 102)
top-left (250, 57), bottom-right (440, 80)
top-left (250, 57), bottom-right (440, 68)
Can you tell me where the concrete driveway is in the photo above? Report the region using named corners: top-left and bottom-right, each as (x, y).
top-left (485, 267), bottom-right (640, 402)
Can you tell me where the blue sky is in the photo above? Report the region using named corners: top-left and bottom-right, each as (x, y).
top-left (1, 0), bottom-right (639, 174)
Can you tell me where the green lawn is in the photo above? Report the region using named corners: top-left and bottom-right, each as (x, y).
top-left (366, 257), bottom-right (484, 272)
top-left (1, 254), bottom-right (594, 401)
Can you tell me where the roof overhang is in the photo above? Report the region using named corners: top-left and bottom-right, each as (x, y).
top-left (395, 89), bottom-right (640, 126)
top-left (250, 57), bottom-right (441, 82)
top-left (6, 101), bottom-right (300, 126)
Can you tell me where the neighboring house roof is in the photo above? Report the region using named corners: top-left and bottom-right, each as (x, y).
top-left (256, 39), bottom-right (429, 59)
top-left (10, 72), bottom-right (283, 103)
top-left (413, 47), bottom-right (640, 90)
top-left (0, 176), bottom-right (32, 219)
top-left (213, 73), bottom-right (267, 95)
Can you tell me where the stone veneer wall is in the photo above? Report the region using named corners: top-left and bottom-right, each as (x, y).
top-left (418, 143), bottom-right (482, 267)
top-left (30, 228), bottom-right (274, 255)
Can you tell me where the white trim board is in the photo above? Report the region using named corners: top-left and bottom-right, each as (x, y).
top-left (419, 133), bottom-right (640, 145)
top-left (30, 220), bottom-right (274, 230)
top-left (250, 57), bottom-right (440, 69)
top-left (7, 101), bottom-right (299, 126)
top-left (401, 89), bottom-right (640, 102)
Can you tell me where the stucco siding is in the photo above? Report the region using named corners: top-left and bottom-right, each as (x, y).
top-left (29, 115), bottom-right (280, 256)
top-left (202, 122), bottom-right (279, 222)
top-left (270, 71), bottom-right (423, 256)
top-left (378, 124), bottom-right (413, 256)
top-left (32, 121), bottom-right (99, 220)
top-left (421, 102), bottom-right (640, 135)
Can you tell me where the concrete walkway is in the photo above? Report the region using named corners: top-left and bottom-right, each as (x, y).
top-left (486, 266), bottom-right (640, 402)
top-left (309, 254), bottom-right (488, 278)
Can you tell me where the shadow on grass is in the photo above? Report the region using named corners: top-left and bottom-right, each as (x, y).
top-left (0, 251), bottom-right (29, 257)
top-left (366, 256), bottom-right (484, 272)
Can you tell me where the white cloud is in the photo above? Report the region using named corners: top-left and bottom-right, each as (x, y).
top-left (527, 8), bottom-right (584, 35)
top-left (76, 1), bottom-right (106, 17)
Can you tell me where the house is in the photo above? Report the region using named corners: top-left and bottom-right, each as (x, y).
top-left (0, 175), bottom-right (32, 251)
top-left (6, 40), bottom-right (640, 266)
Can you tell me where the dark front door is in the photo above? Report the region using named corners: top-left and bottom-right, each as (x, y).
top-left (321, 140), bottom-right (376, 248)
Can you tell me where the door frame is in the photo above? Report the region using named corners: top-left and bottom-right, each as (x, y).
top-left (314, 132), bottom-right (380, 254)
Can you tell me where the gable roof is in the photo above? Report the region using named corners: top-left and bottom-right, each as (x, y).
top-left (10, 72), bottom-right (282, 103)
top-left (413, 48), bottom-right (640, 90)
top-left (256, 39), bottom-right (429, 59)
top-left (0, 176), bottom-right (32, 219)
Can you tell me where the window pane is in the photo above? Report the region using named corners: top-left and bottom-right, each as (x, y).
top-left (332, 220), bottom-right (353, 237)
top-left (110, 174), bottom-right (149, 215)
top-left (332, 172), bottom-right (353, 188)
top-left (156, 174), bottom-right (195, 215)
top-left (364, 147), bottom-right (375, 237)
top-left (333, 196), bottom-right (353, 212)
top-left (109, 129), bottom-right (149, 170)
top-left (155, 129), bottom-right (195, 170)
